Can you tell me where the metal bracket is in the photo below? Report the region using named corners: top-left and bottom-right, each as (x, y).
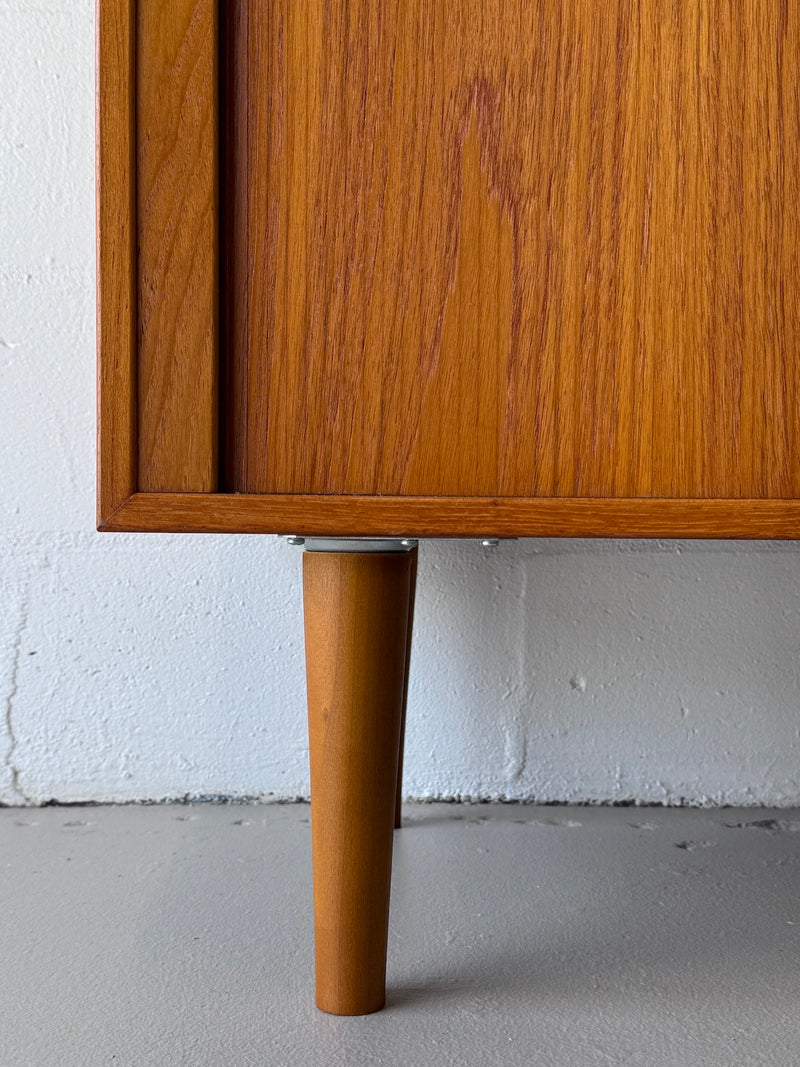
top-left (287, 537), bottom-right (418, 553)
top-left (287, 536), bottom-right (504, 550)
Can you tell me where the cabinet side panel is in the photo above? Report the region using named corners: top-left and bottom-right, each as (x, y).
top-left (136, 0), bottom-right (218, 491)
top-left (97, 0), bottom-right (136, 522)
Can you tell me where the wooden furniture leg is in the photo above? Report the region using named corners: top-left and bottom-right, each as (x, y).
top-left (303, 548), bottom-right (415, 1016)
top-left (394, 545), bottom-right (417, 829)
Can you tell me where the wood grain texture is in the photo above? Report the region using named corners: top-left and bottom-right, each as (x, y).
top-left (96, 0), bottom-right (136, 523)
top-left (136, 0), bottom-right (218, 491)
top-left (304, 551), bottom-right (413, 1014)
top-left (227, 0), bottom-right (800, 500)
top-left (98, 493), bottom-right (800, 539)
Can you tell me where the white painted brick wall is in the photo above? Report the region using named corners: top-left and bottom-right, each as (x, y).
top-left (2, 1), bottom-right (799, 806)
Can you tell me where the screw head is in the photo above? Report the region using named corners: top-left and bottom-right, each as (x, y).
top-left (480, 538), bottom-right (500, 548)
top-left (286, 535), bottom-right (306, 546)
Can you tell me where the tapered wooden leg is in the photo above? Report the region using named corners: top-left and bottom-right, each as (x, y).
top-left (394, 545), bottom-right (417, 829)
top-left (303, 550), bottom-right (415, 1016)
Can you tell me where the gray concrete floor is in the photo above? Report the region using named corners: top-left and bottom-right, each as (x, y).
top-left (1, 804), bottom-right (799, 1066)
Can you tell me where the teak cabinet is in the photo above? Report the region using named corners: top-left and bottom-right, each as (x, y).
top-left (98, 0), bottom-right (800, 1013)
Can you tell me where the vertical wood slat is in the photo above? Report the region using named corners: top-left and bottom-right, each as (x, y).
top-left (96, 0), bottom-right (136, 523)
top-left (136, 0), bottom-right (218, 492)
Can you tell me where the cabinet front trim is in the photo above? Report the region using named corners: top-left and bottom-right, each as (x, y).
top-left (99, 493), bottom-right (800, 539)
